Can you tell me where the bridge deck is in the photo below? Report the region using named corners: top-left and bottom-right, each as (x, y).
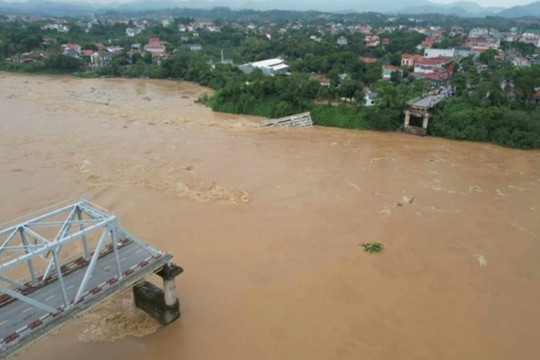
top-left (0, 241), bottom-right (171, 358)
top-left (408, 89), bottom-right (451, 109)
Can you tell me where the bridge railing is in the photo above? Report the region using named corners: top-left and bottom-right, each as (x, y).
top-left (0, 199), bottom-right (159, 314)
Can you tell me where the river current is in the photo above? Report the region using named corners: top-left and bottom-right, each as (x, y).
top-left (1, 73), bottom-right (539, 360)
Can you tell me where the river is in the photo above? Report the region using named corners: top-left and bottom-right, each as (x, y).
top-left (1, 73), bottom-right (540, 360)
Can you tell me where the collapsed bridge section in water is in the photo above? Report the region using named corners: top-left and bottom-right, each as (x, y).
top-left (0, 199), bottom-right (182, 359)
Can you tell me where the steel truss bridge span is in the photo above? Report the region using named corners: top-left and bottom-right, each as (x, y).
top-left (0, 199), bottom-right (176, 358)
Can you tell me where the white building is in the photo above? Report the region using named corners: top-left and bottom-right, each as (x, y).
top-left (337, 36), bottom-right (348, 45)
top-left (520, 33), bottom-right (540, 48)
top-left (469, 27), bottom-right (489, 38)
top-left (424, 48), bottom-right (455, 58)
top-left (238, 58), bottom-right (289, 76)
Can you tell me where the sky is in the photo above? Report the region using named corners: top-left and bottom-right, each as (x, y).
top-left (1, 0), bottom-right (536, 8)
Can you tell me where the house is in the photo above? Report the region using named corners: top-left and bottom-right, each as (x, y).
top-left (337, 36), bottom-right (348, 45)
top-left (465, 37), bottom-right (500, 50)
top-left (520, 33), bottom-right (540, 48)
top-left (418, 36), bottom-right (435, 50)
top-left (469, 28), bottom-right (489, 38)
top-left (504, 33), bottom-right (520, 43)
top-left (360, 56), bottom-right (377, 63)
top-left (144, 38), bottom-right (167, 55)
top-left (81, 49), bottom-right (94, 57)
top-left (41, 38), bottom-right (55, 46)
top-left (365, 34), bottom-right (380, 47)
top-left (364, 91), bottom-right (378, 106)
top-left (401, 54), bottom-right (422, 67)
top-left (424, 48), bottom-right (455, 58)
top-left (382, 65), bottom-right (402, 80)
top-left (62, 43), bottom-right (81, 58)
top-left (182, 44), bottom-right (202, 51)
top-left (125, 28), bottom-right (141, 37)
top-left (454, 46), bottom-right (476, 59)
top-left (238, 58), bottom-right (289, 76)
top-left (413, 57), bottom-right (448, 74)
top-left (319, 78), bottom-right (331, 87)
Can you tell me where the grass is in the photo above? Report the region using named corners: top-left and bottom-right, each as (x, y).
top-left (361, 242), bottom-right (384, 253)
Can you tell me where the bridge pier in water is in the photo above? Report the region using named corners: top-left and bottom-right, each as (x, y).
top-left (402, 89), bottom-right (449, 137)
top-left (133, 263), bottom-right (184, 326)
top-left (402, 108), bottom-right (429, 136)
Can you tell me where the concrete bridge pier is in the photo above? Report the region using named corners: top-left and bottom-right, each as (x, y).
top-left (422, 112), bottom-right (430, 129)
top-left (404, 110), bottom-right (411, 126)
top-left (133, 263), bottom-right (184, 326)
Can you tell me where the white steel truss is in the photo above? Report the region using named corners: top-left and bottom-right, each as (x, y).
top-left (0, 199), bottom-right (159, 313)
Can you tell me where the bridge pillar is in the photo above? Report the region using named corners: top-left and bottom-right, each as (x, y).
top-left (422, 112), bottom-right (430, 129)
top-left (404, 110), bottom-right (411, 126)
top-left (133, 263), bottom-right (183, 326)
top-left (158, 263), bottom-right (183, 307)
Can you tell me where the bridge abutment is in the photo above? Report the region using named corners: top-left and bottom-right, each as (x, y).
top-left (133, 263), bottom-right (183, 326)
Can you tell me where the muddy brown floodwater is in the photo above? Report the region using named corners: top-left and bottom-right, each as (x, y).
top-left (1, 72), bottom-right (540, 360)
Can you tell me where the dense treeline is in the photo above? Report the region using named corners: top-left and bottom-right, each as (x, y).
top-left (430, 63), bottom-right (540, 149)
top-left (1, 15), bottom-right (540, 149)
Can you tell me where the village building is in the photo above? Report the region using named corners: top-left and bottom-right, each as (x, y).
top-left (424, 48), bottom-right (455, 58)
top-left (360, 56), bottom-right (377, 63)
top-left (401, 54), bottom-right (423, 67)
top-left (413, 57), bottom-right (448, 74)
top-left (144, 38), bottom-right (167, 56)
top-left (337, 36), bottom-right (348, 45)
top-left (238, 58), bottom-right (289, 76)
top-left (364, 91), bottom-right (378, 106)
top-left (382, 65), bottom-right (402, 80)
top-left (520, 33), bottom-right (540, 48)
top-left (182, 44), bottom-right (202, 51)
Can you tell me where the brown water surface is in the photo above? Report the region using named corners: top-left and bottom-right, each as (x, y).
top-left (1, 73), bottom-right (540, 360)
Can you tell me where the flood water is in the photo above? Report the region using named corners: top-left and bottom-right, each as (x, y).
top-left (1, 72), bottom-right (540, 360)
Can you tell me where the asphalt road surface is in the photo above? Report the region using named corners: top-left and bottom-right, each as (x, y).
top-left (0, 241), bottom-right (160, 342)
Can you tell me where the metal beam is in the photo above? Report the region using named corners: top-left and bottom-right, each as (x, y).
top-left (0, 202), bottom-right (83, 237)
top-left (0, 274), bottom-right (26, 290)
top-left (74, 228), bottom-right (109, 302)
top-left (42, 206), bottom-right (79, 279)
top-left (0, 228), bottom-right (19, 252)
top-left (77, 209), bottom-right (89, 259)
top-left (0, 217), bottom-right (116, 273)
top-left (116, 224), bottom-right (158, 257)
top-left (0, 284), bottom-right (56, 313)
top-left (20, 230), bottom-right (36, 283)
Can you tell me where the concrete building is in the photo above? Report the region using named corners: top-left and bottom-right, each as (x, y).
top-left (382, 65), bottom-right (402, 80)
top-left (414, 57), bottom-right (448, 74)
top-left (337, 36), bottom-right (348, 45)
top-left (238, 58), bottom-right (289, 76)
top-left (401, 54), bottom-right (423, 67)
top-left (424, 48), bottom-right (455, 58)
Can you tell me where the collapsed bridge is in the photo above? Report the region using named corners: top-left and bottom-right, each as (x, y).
top-left (0, 199), bottom-right (182, 359)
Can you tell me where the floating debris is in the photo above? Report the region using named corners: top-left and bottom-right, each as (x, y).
top-left (259, 112), bottom-right (313, 127)
top-left (474, 254), bottom-right (488, 267)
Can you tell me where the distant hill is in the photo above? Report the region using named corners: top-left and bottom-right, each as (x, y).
top-left (498, 1), bottom-right (540, 18)
top-left (0, 0), bottom-right (536, 18)
top-left (0, 0), bottom-right (97, 15)
top-left (399, 1), bottom-right (504, 17)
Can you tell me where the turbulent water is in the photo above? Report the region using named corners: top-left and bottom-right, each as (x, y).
top-left (1, 73), bottom-right (540, 360)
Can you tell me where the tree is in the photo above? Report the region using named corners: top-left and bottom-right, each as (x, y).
top-left (44, 55), bottom-right (84, 73)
